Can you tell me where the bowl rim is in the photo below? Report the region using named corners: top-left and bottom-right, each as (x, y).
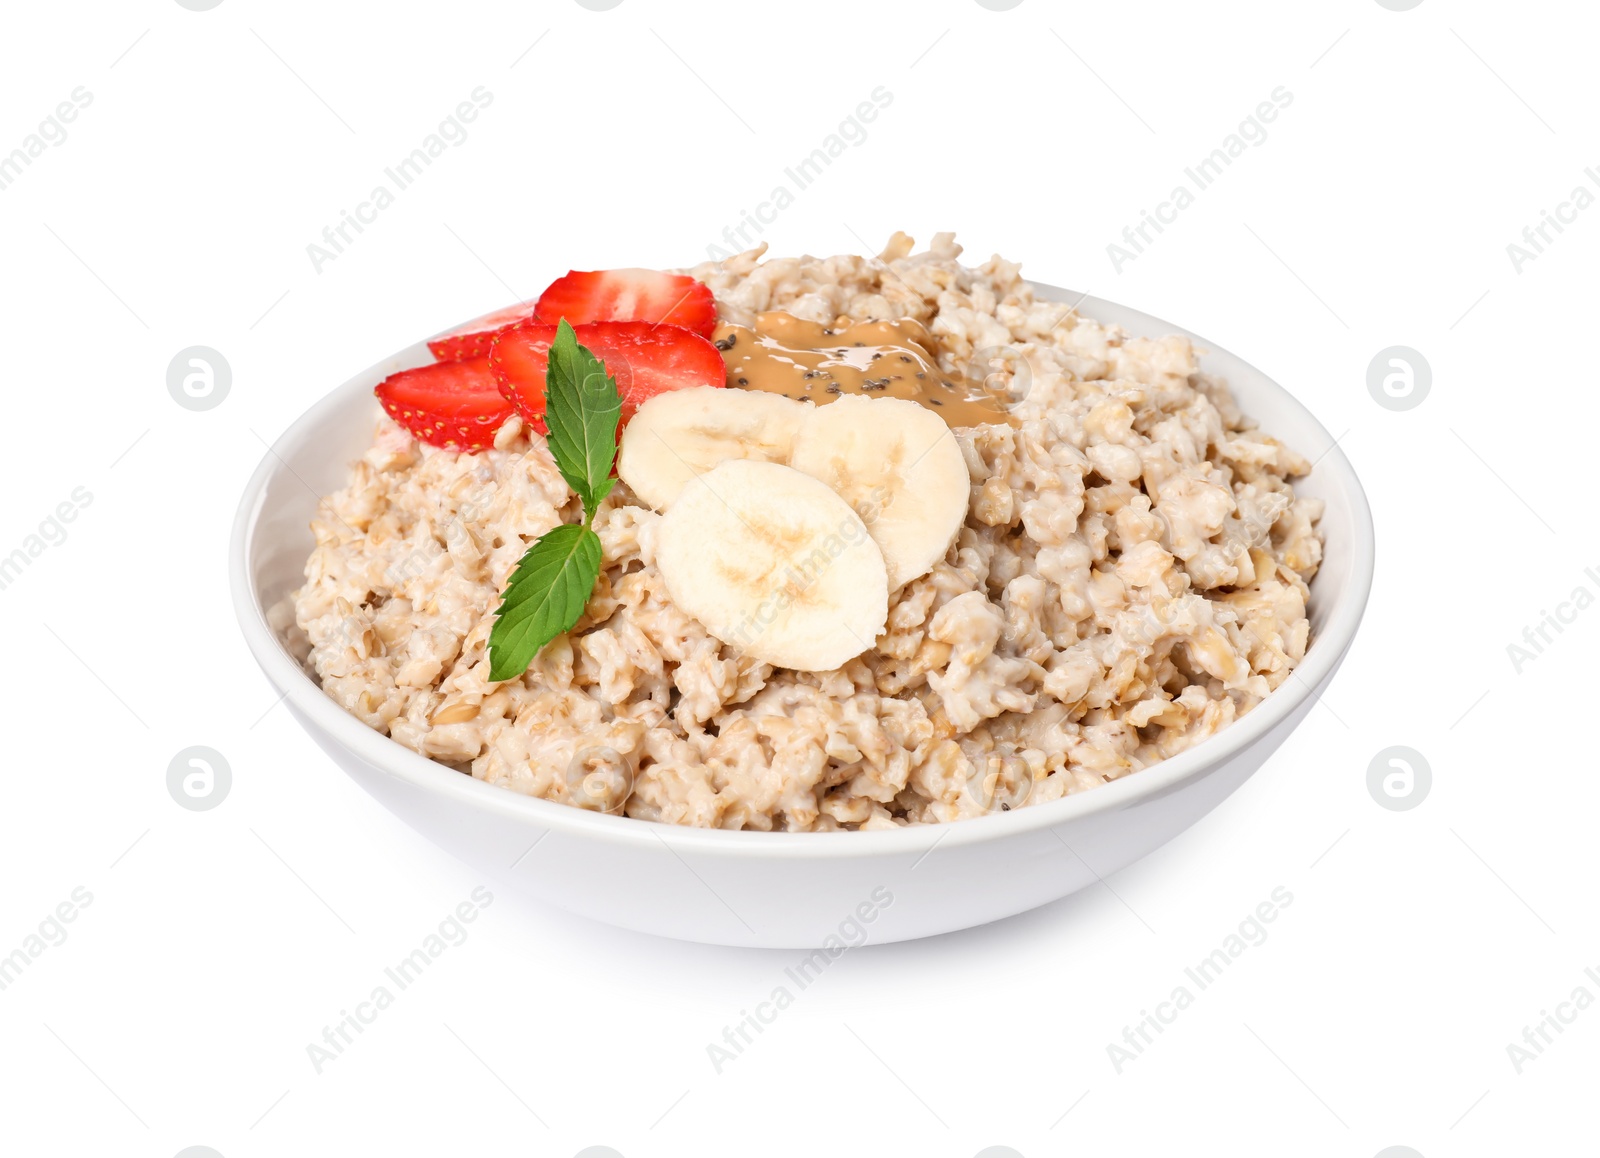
top-left (228, 281), bottom-right (1375, 861)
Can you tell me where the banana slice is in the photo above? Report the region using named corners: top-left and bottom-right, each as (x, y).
top-left (656, 459), bottom-right (889, 672)
top-left (617, 386), bottom-right (805, 510)
top-left (788, 394), bottom-right (971, 590)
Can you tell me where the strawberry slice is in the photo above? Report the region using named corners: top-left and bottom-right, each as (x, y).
top-left (427, 302), bottom-right (539, 362)
top-left (491, 320), bottom-right (725, 428)
top-left (375, 356), bottom-right (514, 451)
top-left (535, 269), bottom-right (717, 338)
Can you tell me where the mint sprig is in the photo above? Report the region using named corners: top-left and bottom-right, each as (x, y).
top-left (487, 321), bottom-right (620, 682)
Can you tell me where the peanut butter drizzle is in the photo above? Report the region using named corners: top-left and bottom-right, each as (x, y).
top-left (713, 311), bottom-right (1015, 428)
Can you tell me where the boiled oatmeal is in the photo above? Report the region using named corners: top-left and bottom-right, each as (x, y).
top-left (283, 233), bottom-right (1323, 830)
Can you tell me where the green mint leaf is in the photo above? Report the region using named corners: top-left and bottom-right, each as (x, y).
top-left (487, 522), bottom-right (603, 682)
top-left (484, 325), bottom-right (621, 681)
top-left (543, 319), bottom-right (621, 519)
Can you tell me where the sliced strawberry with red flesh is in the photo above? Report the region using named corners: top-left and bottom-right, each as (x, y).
top-left (535, 269), bottom-right (718, 338)
top-left (491, 320), bottom-right (725, 427)
top-left (427, 302), bottom-right (539, 362)
top-left (375, 356), bottom-right (514, 451)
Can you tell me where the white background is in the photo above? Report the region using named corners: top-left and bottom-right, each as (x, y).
top-left (0, 1), bottom-right (1592, 1155)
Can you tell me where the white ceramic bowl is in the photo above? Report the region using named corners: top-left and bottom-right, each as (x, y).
top-left (230, 284), bottom-right (1374, 948)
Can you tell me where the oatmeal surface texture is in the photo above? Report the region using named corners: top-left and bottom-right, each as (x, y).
top-left (286, 233), bottom-right (1324, 830)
